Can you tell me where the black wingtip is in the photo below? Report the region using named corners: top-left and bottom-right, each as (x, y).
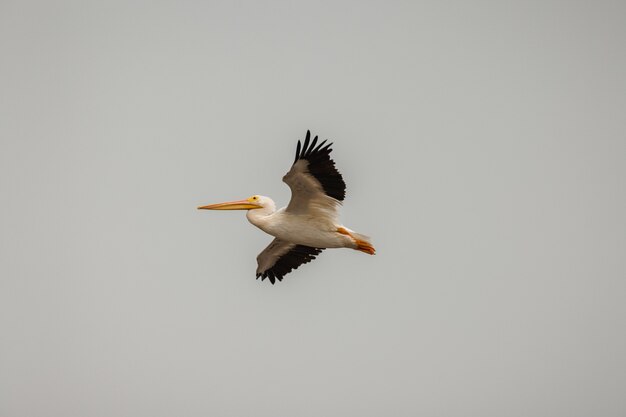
top-left (302, 132), bottom-right (311, 158)
top-left (313, 139), bottom-right (327, 153)
top-left (295, 131), bottom-right (333, 162)
top-left (294, 140), bottom-right (301, 164)
top-left (305, 136), bottom-right (317, 157)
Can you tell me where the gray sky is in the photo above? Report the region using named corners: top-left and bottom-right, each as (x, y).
top-left (1, 1), bottom-right (625, 416)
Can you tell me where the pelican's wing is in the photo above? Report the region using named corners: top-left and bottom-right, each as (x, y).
top-left (282, 130), bottom-right (346, 217)
top-left (256, 238), bottom-right (324, 284)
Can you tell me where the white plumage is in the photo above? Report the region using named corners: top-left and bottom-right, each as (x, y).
top-left (198, 130), bottom-right (375, 284)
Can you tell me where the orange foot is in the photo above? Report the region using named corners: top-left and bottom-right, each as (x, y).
top-left (337, 227), bottom-right (376, 255)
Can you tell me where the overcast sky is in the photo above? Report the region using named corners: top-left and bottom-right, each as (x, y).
top-left (1, 1), bottom-right (625, 416)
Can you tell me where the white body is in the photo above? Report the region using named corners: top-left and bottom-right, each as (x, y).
top-left (247, 203), bottom-right (356, 249)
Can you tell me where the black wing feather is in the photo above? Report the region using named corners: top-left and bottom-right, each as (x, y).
top-left (302, 131), bottom-right (311, 156)
top-left (257, 245), bottom-right (323, 284)
top-left (294, 140), bottom-right (301, 164)
top-left (292, 130), bottom-right (346, 201)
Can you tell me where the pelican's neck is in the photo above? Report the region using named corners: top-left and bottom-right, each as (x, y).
top-left (246, 200), bottom-right (276, 229)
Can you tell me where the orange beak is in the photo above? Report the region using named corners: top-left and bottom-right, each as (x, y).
top-left (197, 199), bottom-right (261, 210)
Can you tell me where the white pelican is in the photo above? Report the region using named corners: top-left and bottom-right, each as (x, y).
top-left (198, 130), bottom-right (375, 284)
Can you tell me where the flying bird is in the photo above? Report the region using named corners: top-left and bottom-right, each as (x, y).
top-left (198, 130), bottom-right (375, 284)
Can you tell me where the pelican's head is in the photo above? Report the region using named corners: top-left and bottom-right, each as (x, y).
top-left (197, 195), bottom-right (274, 211)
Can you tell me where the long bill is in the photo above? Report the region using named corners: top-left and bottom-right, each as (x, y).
top-left (197, 199), bottom-right (261, 210)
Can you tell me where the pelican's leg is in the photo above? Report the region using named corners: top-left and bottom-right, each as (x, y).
top-left (337, 227), bottom-right (375, 255)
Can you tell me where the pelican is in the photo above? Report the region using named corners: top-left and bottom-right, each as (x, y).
top-left (198, 130), bottom-right (375, 284)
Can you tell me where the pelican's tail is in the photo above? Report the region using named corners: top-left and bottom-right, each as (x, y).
top-left (337, 227), bottom-right (376, 255)
top-left (355, 238), bottom-right (376, 255)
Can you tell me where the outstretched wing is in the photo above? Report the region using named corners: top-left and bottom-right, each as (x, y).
top-left (282, 130), bottom-right (346, 218)
top-left (256, 238), bottom-right (324, 284)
